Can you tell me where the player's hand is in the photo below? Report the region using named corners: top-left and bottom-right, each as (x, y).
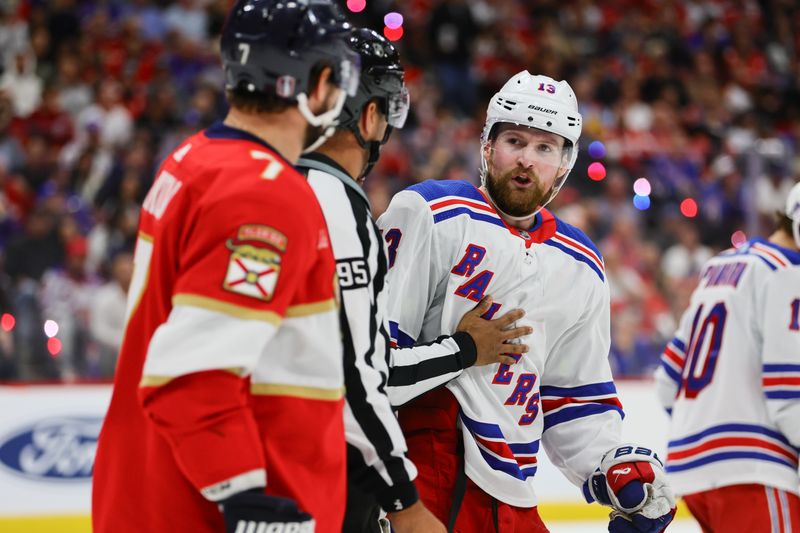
top-left (387, 500), bottom-right (447, 533)
top-left (585, 444), bottom-right (676, 532)
top-left (221, 490), bottom-right (315, 533)
top-left (456, 295), bottom-right (531, 366)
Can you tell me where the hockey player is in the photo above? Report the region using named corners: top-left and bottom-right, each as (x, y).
top-left (297, 29), bottom-right (532, 533)
top-left (654, 183), bottom-right (800, 532)
top-left (376, 71), bottom-right (677, 532)
top-left (92, 2), bottom-right (360, 532)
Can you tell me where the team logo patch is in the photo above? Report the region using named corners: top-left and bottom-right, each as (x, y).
top-left (223, 240), bottom-right (282, 301)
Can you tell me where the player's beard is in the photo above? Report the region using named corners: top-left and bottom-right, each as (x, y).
top-left (485, 165), bottom-right (551, 218)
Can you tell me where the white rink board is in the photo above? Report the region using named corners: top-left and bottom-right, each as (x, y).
top-left (0, 384), bottom-right (111, 515)
top-left (0, 380), bottom-right (670, 517)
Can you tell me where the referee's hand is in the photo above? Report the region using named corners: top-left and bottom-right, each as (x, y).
top-left (457, 295), bottom-right (531, 367)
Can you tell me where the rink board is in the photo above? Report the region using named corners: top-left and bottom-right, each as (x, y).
top-left (0, 381), bottom-right (689, 531)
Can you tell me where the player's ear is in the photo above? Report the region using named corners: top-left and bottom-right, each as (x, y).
top-left (307, 65), bottom-right (337, 113)
top-left (359, 100), bottom-right (383, 141)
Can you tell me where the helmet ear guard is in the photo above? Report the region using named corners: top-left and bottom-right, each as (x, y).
top-left (479, 71), bottom-right (583, 217)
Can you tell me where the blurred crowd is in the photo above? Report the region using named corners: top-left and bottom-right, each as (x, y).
top-left (0, 0), bottom-right (798, 381)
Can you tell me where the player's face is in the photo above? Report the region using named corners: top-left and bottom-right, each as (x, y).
top-left (484, 124), bottom-right (567, 217)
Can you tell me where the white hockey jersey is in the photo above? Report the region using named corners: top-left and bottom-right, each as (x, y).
top-left (377, 179), bottom-right (624, 507)
top-left (655, 238), bottom-right (800, 497)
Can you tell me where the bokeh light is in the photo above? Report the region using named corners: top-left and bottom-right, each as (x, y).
top-left (633, 194), bottom-right (651, 210)
top-left (346, 0), bottom-right (366, 12)
top-left (383, 25), bottom-right (404, 42)
top-left (1, 313), bottom-right (14, 332)
top-left (587, 161), bottom-right (606, 181)
top-left (44, 319), bottom-right (59, 338)
top-left (47, 338), bottom-right (62, 358)
top-left (731, 230), bottom-right (747, 248)
top-left (384, 12), bottom-right (403, 29)
top-left (588, 141), bottom-right (606, 159)
top-left (633, 178), bottom-right (651, 196)
top-left (680, 198), bottom-right (698, 218)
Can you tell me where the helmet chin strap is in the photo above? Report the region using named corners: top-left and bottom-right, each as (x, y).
top-left (792, 217), bottom-right (800, 250)
top-left (297, 90), bottom-right (347, 154)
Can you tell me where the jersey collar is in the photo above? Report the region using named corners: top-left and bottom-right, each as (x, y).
top-left (297, 153), bottom-right (370, 207)
top-left (204, 121), bottom-right (295, 169)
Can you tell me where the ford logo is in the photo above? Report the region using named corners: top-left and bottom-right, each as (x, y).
top-left (0, 417), bottom-right (101, 481)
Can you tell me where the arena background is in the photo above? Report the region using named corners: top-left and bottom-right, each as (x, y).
top-left (0, 0), bottom-right (797, 531)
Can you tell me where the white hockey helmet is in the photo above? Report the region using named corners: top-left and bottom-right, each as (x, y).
top-left (785, 181), bottom-right (800, 248)
top-left (480, 71), bottom-right (583, 215)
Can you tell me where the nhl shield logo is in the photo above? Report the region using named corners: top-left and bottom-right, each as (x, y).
top-left (276, 75), bottom-right (296, 98)
top-left (223, 241), bottom-right (281, 301)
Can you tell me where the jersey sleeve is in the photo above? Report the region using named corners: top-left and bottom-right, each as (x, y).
top-left (760, 267), bottom-right (800, 447)
top-left (377, 190), bottom-right (472, 405)
top-left (539, 278), bottom-right (624, 488)
top-left (654, 309), bottom-right (693, 415)
top-left (138, 177), bottom-right (321, 501)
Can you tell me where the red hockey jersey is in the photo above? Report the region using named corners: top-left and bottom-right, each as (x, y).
top-left (92, 123), bottom-right (345, 533)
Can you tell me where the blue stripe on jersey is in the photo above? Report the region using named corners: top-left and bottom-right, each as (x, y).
top-left (766, 390), bottom-right (800, 399)
top-left (387, 321), bottom-right (416, 348)
top-left (764, 363), bottom-right (800, 373)
top-left (672, 338), bottom-right (686, 353)
top-left (406, 179), bottom-right (485, 203)
top-left (751, 253), bottom-right (779, 271)
top-left (661, 360), bottom-right (682, 385)
top-left (553, 219), bottom-right (604, 264)
top-left (542, 403), bottom-right (623, 431)
top-left (543, 239), bottom-right (605, 282)
top-left (433, 207), bottom-right (506, 228)
top-left (751, 237), bottom-right (800, 266)
top-left (666, 451), bottom-right (797, 472)
top-left (460, 412), bottom-right (504, 439)
top-left (509, 440), bottom-right (540, 455)
top-left (668, 423), bottom-right (794, 448)
top-left (475, 447), bottom-right (536, 480)
top-left (540, 381), bottom-right (617, 398)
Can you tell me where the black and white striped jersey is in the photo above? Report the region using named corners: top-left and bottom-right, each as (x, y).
top-left (298, 154), bottom-right (476, 512)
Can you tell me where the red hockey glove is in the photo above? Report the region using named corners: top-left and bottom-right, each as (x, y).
top-left (584, 444), bottom-right (676, 532)
top-left (221, 490), bottom-right (315, 533)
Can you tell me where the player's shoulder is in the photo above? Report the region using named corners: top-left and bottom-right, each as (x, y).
top-left (720, 238), bottom-right (800, 273)
top-left (541, 214), bottom-right (605, 283)
top-left (392, 179), bottom-right (501, 228)
top-left (405, 179), bottom-right (486, 204)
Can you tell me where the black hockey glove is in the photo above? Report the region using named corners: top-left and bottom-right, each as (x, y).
top-left (221, 490), bottom-right (315, 533)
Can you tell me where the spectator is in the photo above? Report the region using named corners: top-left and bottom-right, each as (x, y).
top-left (88, 250), bottom-right (132, 378)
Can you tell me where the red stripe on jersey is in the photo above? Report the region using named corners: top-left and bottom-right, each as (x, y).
top-left (474, 435), bottom-right (515, 460)
top-left (752, 244), bottom-right (788, 267)
top-left (515, 454), bottom-right (538, 466)
top-left (553, 234), bottom-right (605, 271)
top-left (429, 198), bottom-right (494, 213)
top-left (542, 395), bottom-right (623, 413)
top-left (668, 437), bottom-right (798, 464)
top-left (763, 377), bottom-right (800, 386)
top-left (663, 346), bottom-right (685, 366)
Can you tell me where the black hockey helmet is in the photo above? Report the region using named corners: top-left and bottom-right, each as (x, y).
top-left (338, 28), bottom-right (409, 177)
top-left (221, 0), bottom-right (361, 130)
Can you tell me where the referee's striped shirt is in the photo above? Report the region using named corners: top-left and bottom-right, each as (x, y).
top-left (299, 154), bottom-right (477, 513)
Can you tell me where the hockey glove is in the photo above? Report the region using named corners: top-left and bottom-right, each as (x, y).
top-left (221, 490), bottom-right (315, 533)
top-left (585, 444), bottom-right (676, 533)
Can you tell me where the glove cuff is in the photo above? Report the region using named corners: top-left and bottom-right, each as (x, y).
top-left (376, 480), bottom-right (419, 512)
